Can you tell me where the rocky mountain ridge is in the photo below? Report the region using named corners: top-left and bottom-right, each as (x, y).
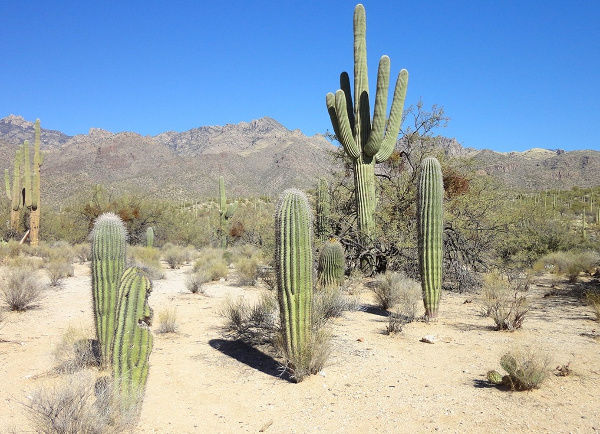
top-left (1, 114), bottom-right (599, 207)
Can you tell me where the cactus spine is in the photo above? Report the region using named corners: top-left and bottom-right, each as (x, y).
top-left (317, 239), bottom-right (345, 289)
top-left (146, 226), bottom-right (154, 248)
top-left (417, 157), bottom-right (444, 318)
top-left (112, 266), bottom-right (153, 410)
top-left (91, 212), bottom-right (127, 368)
top-left (218, 176), bottom-right (237, 249)
top-left (275, 189), bottom-right (313, 378)
top-left (326, 4), bottom-right (408, 239)
top-left (315, 177), bottom-right (331, 242)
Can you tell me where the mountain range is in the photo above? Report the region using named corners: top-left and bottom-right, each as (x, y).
top-left (1, 114), bottom-right (599, 207)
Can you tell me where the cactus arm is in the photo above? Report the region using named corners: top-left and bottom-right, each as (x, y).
top-left (364, 56), bottom-right (390, 157)
top-left (417, 157), bottom-right (444, 318)
top-left (31, 173), bottom-right (38, 210)
top-left (5, 169), bottom-right (10, 200)
top-left (334, 90), bottom-right (360, 159)
top-left (225, 201), bottom-right (238, 219)
top-left (340, 72), bottom-right (355, 132)
top-left (376, 69), bottom-right (409, 162)
top-left (353, 4), bottom-right (370, 148)
top-left (11, 149), bottom-right (22, 211)
top-left (112, 266), bottom-right (153, 410)
top-left (22, 141), bottom-right (32, 208)
top-left (326, 92), bottom-right (343, 142)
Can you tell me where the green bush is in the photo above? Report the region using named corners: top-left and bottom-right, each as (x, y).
top-left (480, 272), bottom-right (529, 331)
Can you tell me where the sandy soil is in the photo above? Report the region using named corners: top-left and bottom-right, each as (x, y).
top-left (1, 262), bottom-right (599, 433)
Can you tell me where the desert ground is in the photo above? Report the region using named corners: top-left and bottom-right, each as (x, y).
top-left (1, 261), bottom-right (599, 433)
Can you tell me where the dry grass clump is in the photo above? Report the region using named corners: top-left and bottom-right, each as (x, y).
top-left (185, 271), bottom-right (209, 294)
top-left (371, 272), bottom-right (421, 312)
top-left (156, 308), bottom-right (178, 334)
top-left (486, 346), bottom-right (551, 391)
top-left (73, 243), bottom-right (92, 263)
top-left (585, 290), bottom-right (600, 321)
top-left (533, 250), bottom-right (600, 283)
top-left (128, 245), bottom-right (164, 280)
top-left (480, 272), bottom-right (529, 331)
top-left (232, 246), bottom-right (263, 285)
top-left (161, 243), bottom-right (187, 269)
top-left (220, 292), bottom-right (278, 345)
top-left (24, 371), bottom-right (138, 434)
top-left (313, 286), bottom-right (361, 326)
top-left (193, 248), bottom-right (229, 281)
top-left (1, 267), bottom-right (45, 311)
top-left (52, 326), bottom-right (98, 374)
top-left (46, 259), bottom-right (74, 287)
top-left (275, 327), bottom-right (332, 383)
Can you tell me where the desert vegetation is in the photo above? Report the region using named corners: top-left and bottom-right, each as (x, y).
top-left (1, 4), bottom-right (599, 433)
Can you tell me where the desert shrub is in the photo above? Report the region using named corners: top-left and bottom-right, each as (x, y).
top-left (372, 272), bottom-right (420, 311)
top-left (185, 271), bottom-right (208, 294)
top-left (533, 250), bottom-right (600, 283)
top-left (585, 290), bottom-right (600, 321)
top-left (480, 272), bottom-right (529, 330)
top-left (220, 292), bottom-right (278, 345)
top-left (73, 243), bottom-right (92, 263)
top-left (128, 245), bottom-right (164, 280)
top-left (313, 286), bottom-right (361, 325)
top-left (233, 254), bottom-right (262, 286)
top-left (49, 241), bottom-right (76, 263)
top-left (161, 244), bottom-right (187, 269)
top-left (156, 308), bottom-right (178, 334)
top-left (24, 371), bottom-right (137, 434)
top-left (6, 255), bottom-right (45, 270)
top-left (193, 248), bottom-right (229, 281)
top-left (53, 326), bottom-right (98, 374)
top-left (385, 310), bottom-right (406, 335)
top-left (3, 240), bottom-right (23, 258)
top-left (46, 259), bottom-right (73, 286)
top-left (258, 266), bottom-right (277, 291)
top-left (274, 327), bottom-right (331, 383)
top-left (1, 267), bottom-right (45, 311)
top-left (486, 347), bottom-right (551, 391)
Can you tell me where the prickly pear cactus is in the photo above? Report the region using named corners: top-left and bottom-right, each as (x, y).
top-left (111, 266), bottom-right (153, 411)
top-left (317, 239), bottom-right (345, 289)
top-left (417, 157), bottom-right (443, 318)
top-left (275, 189), bottom-right (313, 378)
top-left (486, 370), bottom-right (503, 385)
top-left (91, 212), bottom-right (127, 368)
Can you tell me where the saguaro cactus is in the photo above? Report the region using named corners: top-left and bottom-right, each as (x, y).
top-left (91, 212), bottom-right (127, 367)
top-left (326, 4), bottom-right (408, 239)
top-left (275, 189), bottom-right (313, 379)
top-left (112, 266), bottom-right (153, 410)
top-left (29, 119), bottom-right (43, 246)
top-left (315, 177), bottom-right (331, 242)
top-left (146, 226), bottom-right (154, 248)
top-left (5, 147), bottom-right (23, 231)
top-left (417, 157), bottom-right (444, 318)
top-left (218, 176), bottom-right (237, 249)
top-left (317, 238), bottom-right (345, 289)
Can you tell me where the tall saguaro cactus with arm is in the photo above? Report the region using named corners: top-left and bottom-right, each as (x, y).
top-left (5, 148), bottom-right (23, 232)
top-left (326, 4), bottom-right (408, 239)
top-left (29, 119), bottom-right (43, 246)
top-left (417, 157), bottom-right (444, 318)
top-left (218, 175), bottom-right (237, 249)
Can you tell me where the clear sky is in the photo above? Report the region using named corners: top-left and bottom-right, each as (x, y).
top-left (2, 1), bottom-right (599, 152)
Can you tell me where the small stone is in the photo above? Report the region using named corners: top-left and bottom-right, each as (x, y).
top-left (420, 335), bottom-right (437, 344)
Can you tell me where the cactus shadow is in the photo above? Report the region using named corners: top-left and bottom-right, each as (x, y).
top-left (208, 339), bottom-right (288, 380)
top-left (472, 379), bottom-right (499, 389)
top-left (360, 304), bottom-right (390, 317)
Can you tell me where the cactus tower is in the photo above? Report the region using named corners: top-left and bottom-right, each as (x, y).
top-left (417, 157), bottom-right (444, 318)
top-left (326, 4), bottom-right (408, 239)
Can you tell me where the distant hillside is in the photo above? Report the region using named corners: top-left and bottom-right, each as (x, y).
top-left (0, 115), bottom-right (336, 206)
top-left (1, 115), bottom-right (599, 208)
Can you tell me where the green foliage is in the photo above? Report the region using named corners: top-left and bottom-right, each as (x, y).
top-left (218, 176), bottom-right (237, 249)
top-left (326, 4), bottom-right (408, 239)
top-left (417, 157), bottom-right (444, 318)
top-left (489, 348), bottom-right (551, 391)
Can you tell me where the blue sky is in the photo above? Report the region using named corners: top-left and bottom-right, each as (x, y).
top-left (1, 1), bottom-right (599, 152)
